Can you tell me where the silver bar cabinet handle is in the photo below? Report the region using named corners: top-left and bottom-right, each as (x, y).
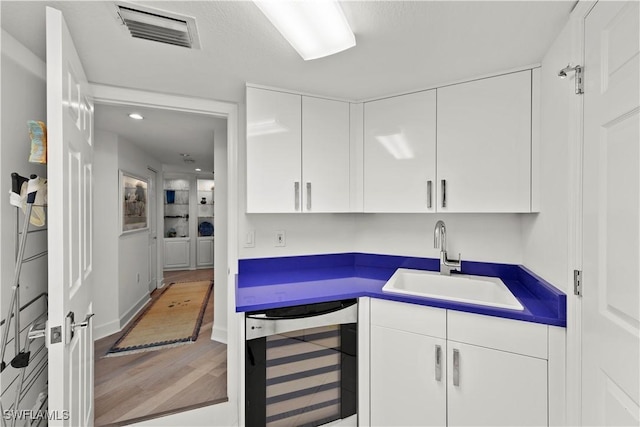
top-left (294, 181), bottom-right (300, 211)
top-left (427, 180), bottom-right (433, 209)
top-left (435, 344), bottom-right (442, 381)
top-left (306, 182), bottom-right (311, 211)
top-left (453, 348), bottom-right (460, 386)
top-left (441, 179), bottom-right (447, 208)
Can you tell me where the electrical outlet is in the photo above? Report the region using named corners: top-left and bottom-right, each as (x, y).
top-left (275, 230), bottom-right (286, 247)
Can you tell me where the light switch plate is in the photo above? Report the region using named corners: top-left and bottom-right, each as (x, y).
top-left (244, 230), bottom-right (255, 248)
top-left (275, 230), bottom-right (286, 247)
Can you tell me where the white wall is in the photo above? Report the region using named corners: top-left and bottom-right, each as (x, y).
top-left (118, 136), bottom-right (162, 324)
top-left (241, 213), bottom-right (524, 264)
top-left (0, 29), bottom-right (48, 414)
top-left (212, 121), bottom-right (228, 343)
top-left (521, 22), bottom-right (573, 292)
top-left (93, 130), bottom-right (162, 338)
top-left (354, 213), bottom-right (523, 264)
top-left (93, 130), bottom-right (119, 337)
top-left (240, 214), bottom-right (358, 259)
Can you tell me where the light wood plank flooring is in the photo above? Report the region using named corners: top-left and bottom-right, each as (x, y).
top-left (94, 269), bottom-right (227, 426)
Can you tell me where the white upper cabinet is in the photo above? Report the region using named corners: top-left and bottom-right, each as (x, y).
top-left (302, 96), bottom-right (350, 212)
top-left (246, 87), bottom-right (302, 213)
top-left (364, 90), bottom-right (437, 212)
top-left (248, 68), bottom-right (535, 214)
top-left (246, 87), bottom-right (352, 213)
top-left (437, 70), bottom-right (532, 212)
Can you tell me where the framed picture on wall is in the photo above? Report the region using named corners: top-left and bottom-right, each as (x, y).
top-left (120, 170), bottom-right (148, 234)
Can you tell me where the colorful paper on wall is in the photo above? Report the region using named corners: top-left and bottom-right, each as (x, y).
top-left (27, 120), bottom-right (47, 164)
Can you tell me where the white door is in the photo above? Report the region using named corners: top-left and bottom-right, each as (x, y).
top-left (582, 1), bottom-right (640, 425)
top-left (147, 167), bottom-right (157, 292)
top-left (47, 7), bottom-right (95, 426)
top-left (363, 90), bottom-right (437, 212)
top-left (302, 96), bottom-right (350, 212)
top-left (437, 70), bottom-right (531, 213)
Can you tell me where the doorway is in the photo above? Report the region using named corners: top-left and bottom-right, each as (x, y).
top-left (91, 99), bottom-right (231, 425)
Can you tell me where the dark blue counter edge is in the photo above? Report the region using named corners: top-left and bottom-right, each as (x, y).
top-left (236, 252), bottom-right (567, 327)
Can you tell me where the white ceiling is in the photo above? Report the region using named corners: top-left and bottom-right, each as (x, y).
top-left (94, 104), bottom-right (225, 174)
top-left (1, 1), bottom-right (575, 169)
top-left (2, 1), bottom-right (575, 103)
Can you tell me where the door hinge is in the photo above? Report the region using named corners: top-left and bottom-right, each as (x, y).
top-left (575, 65), bottom-right (584, 95)
top-left (574, 269), bottom-right (582, 296)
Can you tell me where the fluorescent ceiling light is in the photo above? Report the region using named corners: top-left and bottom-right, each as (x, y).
top-left (195, 168), bottom-right (202, 172)
top-left (375, 132), bottom-right (415, 160)
top-left (254, 0), bottom-right (356, 60)
top-left (128, 113), bottom-right (144, 120)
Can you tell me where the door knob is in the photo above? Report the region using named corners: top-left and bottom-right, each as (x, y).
top-left (65, 312), bottom-right (95, 343)
top-left (73, 313), bottom-right (95, 330)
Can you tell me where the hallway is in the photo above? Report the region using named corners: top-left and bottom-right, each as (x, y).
top-left (94, 269), bottom-right (227, 426)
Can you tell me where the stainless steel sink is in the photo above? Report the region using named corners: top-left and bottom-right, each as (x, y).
top-left (382, 268), bottom-right (524, 310)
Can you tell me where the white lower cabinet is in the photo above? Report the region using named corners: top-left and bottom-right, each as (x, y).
top-left (370, 326), bottom-right (446, 426)
top-left (447, 342), bottom-right (547, 427)
top-left (196, 237), bottom-right (214, 267)
top-left (369, 299), bottom-right (549, 427)
top-left (163, 238), bottom-right (190, 269)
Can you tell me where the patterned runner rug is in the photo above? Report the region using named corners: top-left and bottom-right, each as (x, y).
top-left (106, 280), bottom-right (213, 356)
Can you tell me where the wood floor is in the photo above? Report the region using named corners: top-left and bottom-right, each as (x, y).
top-left (94, 269), bottom-right (227, 426)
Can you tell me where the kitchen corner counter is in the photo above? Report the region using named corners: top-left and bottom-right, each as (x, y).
top-left (236, 253), bottom-right (567, 327)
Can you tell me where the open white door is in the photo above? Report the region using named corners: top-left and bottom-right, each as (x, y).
top-left (46, 7), bottom-right (95, 426)
top-left (582, 1), bottom-right (640, 425)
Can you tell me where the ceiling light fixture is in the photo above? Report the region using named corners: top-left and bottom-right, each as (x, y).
top-left (128, 113), bottom-right (144, 120)
top-left (253, 0), bottom-right (356, 61)
top-left (195, 168), bottom-right (202, 172)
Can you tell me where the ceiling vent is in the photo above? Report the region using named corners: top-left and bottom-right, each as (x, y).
top-left (116, 3), bottom-right (201, 49)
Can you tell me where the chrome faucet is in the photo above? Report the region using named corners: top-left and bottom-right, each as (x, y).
top-left (433, 220), bottom-right (461, 275)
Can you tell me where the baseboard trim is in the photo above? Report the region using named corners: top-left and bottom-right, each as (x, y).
top-left (94, 319), bottom-right (121, 341)
top-left (211, 325), bottom-right (227, 344)
top-left (120, 293), bottom-right (151, 330)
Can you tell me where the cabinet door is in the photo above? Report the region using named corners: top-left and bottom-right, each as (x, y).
top-left (164, 239), bottom-right (190, 269)
top-left (437, 70), bottom-right (532, 212)
top-left (370, 325), bottom-right (446, 426)
top-left (196, 238), bottom-right (214, 267)
top-left (302, 97), bottom-right (350, 212)
top-left (364, 90), bottom-right (437, 212)
top-left (246, 87), bottom-right (301, 212)
top-left (447, 342), bottom-right (547, 427)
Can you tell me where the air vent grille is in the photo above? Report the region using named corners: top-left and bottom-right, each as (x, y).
top-left (117, 4), bottom-right (200, 49)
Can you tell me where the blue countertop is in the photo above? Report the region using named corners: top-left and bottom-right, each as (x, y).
top-left (236, 253), bottom-right (567, 327)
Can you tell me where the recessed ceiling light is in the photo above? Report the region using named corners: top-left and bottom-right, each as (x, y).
top-left (195, 168), bottom-right (202, 172)
top-left (128, 113), bottom-right (144, 120)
